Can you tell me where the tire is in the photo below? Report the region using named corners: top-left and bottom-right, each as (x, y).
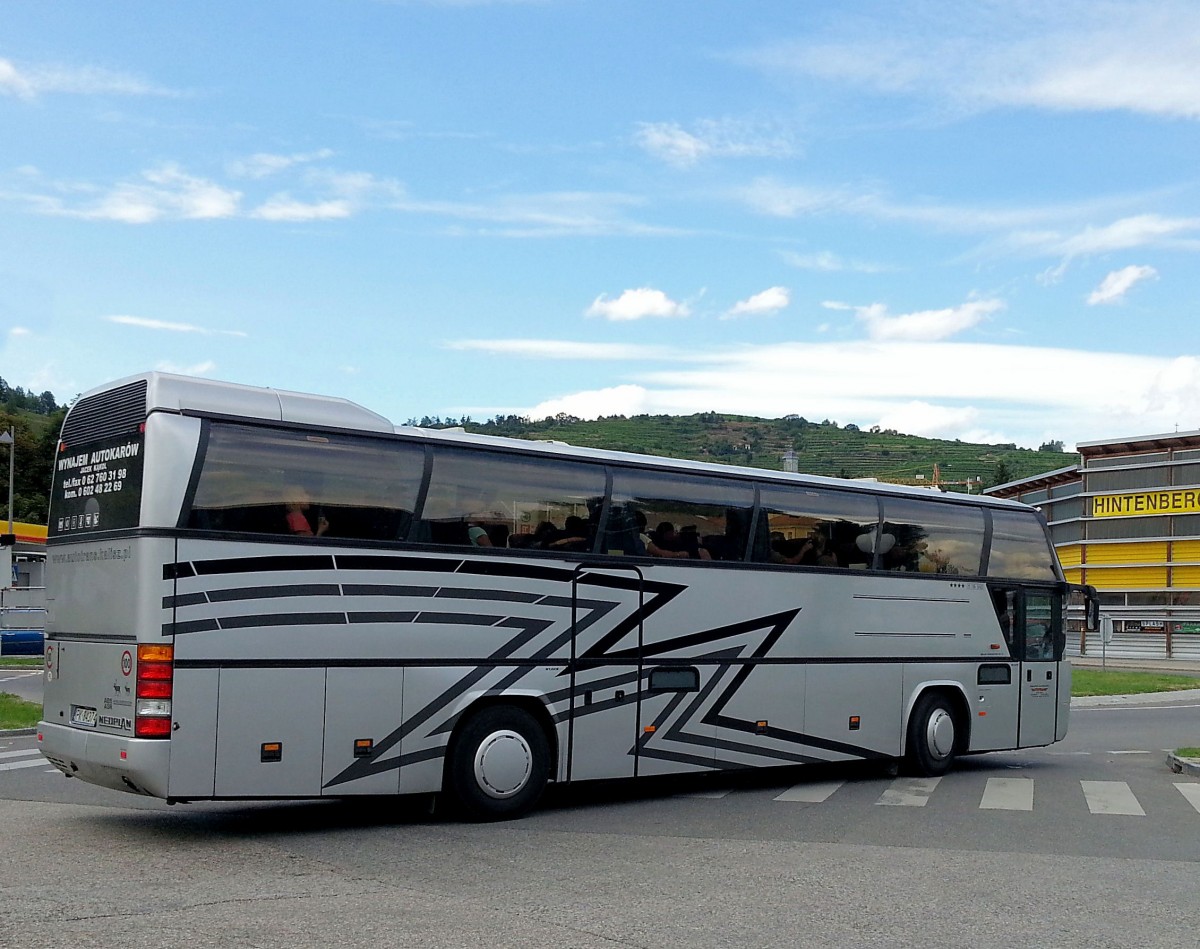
top-left (904, 692), bottom-right (961, 777)
top-left (446, 705), bottom-right (550, 821)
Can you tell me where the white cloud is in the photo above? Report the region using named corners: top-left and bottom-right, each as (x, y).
top-left (739, 176), bottom-right (1096, 242)
top-left (1088, 265), bottom-right (1158, 304)
top-left (456, 335), bottom-right (1200, 446)
top-left (7, 326), bottom-right (31, 339)
top-left (781, 250), bottom-right (890, 273)
top-left (447, 339), bottom-right (670, 360)
top-left (739, 178), bottom-right (856, 218)
top-left (227, 149), bottom-right (335, 179)
top-left (874, 402), bottom-right (995, 442)
top-left (635, 124), bottom-right (709, 168)
top-left (1054, 215), bottom-right (1200, 256)
top-left (528, 385), bottom-right (652, 420)
top-left (155, 360), bottom-right (217, 376)
top-left (0, 56), bottom-right (177, 98)
top-left (738, 1), bottom-right (1200, 120)
top-left (7, 164), bottom-right (669, 237)
top-left (0, 59), bottom-right (35, 97)
top-left (45, 165), bottom-right (241, 223)
top-left (723, 286), bottom-right (790, 320)
top-left (837, 298), bottom-right (1004, 342)
top-left (106, 315), bottom-right (247, 337)
top-left (586, 288), bottom-right (691, 322)
top-left (634, 118), bottom-right (796, 167)
top-left (251, 196), bottom-right (353, 221)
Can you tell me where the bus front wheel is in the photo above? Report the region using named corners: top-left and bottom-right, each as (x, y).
top-left (446, 705), bottom-right (550, 820)
top-left (905, 692), bottom-right (961, 777)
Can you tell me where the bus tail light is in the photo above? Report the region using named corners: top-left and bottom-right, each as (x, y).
top-left (135, 644), bottom-right (174, 739)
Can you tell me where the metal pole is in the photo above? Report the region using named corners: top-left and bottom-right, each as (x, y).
top-left (1, 428), bottom-right (13, 536)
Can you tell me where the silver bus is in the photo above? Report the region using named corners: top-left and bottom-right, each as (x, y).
top-left (39, 372), bottom-right (1098, 818)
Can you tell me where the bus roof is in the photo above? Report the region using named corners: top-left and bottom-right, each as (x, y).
top-left (81, 371), bottom-right (1031, 513)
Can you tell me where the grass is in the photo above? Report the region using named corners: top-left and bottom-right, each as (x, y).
top-left (1177, 748), bottom-right (1200, 759)
top-left (0, 692), bottom-right (40, 730)
top-left (1071, 668), bottom-right (1200, 697)
top-left (0, 657), bottom-right (44, 667)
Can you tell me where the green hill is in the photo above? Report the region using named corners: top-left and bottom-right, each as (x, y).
top-left (423, 412), bottom-right (1071, 491)
top-left (1, 377), bottom-right (66, 525)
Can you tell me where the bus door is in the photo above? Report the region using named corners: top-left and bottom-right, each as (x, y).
top-left (1017, 588), bottom-right (1061, 747)
top-left (567, 566), bottom-right (644, 782)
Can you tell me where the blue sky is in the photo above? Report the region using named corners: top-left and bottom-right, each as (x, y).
top-left (3, 0), bottom-right (1200, 449)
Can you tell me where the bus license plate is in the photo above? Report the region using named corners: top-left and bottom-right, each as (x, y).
top-left (70, 705), bottom-right (98, 727)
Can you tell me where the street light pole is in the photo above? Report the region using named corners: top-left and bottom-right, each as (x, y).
top-left (0, 428), bottom-right (13, 536)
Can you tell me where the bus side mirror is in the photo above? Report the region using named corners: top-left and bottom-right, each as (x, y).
top-left (1085, 588), bottom-right (1101, 632)
top-left (1068, 583), bottom-right (1101, 631)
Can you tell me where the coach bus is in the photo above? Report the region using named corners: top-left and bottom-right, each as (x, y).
top-left (38, 372), bottom-right (1098, 818)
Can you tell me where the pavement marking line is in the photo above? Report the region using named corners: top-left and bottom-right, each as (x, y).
top-left (774, 780), bottom-right (844, 803)
top-left (1080, 780), bottom-right (1146, 816)
top-left (979, 777), bottom-right (1034, 811)
top-left (1176, 784), bottom-right (1200, 815)
top-left (1106, 750), bottom-right (1152, 755)
top-left (0, 758), bottom-right (49, 773)
top-left (1080, 704), bottom-right (1200, 712)
top-left (876, 776), bottom-right (941, 807)
top-left (0, 749), bottom-right (40, 761)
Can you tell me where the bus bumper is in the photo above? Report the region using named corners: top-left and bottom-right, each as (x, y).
top-left (38, 721), bottom-right (171, 798)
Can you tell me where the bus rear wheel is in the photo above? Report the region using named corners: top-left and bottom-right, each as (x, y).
top-left (446, 705), bottom-right (550, 821)
top-left (905, 692), bottom-right (961, 777)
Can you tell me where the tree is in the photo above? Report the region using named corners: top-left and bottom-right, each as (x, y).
top-left (991, 461), bottom-right (1014, 487)
top-left (0, 412), bottom-right (62, 524)
top-left (1038, 439), bottom-right (1065, 453)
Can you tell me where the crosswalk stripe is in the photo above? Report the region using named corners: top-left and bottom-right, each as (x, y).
top-left (980, 777), bottom-right (1034, 811)
top-left (775, 780), bottom-right (844, 803)
top-left (0, 758), bottom-right (50, 773)
top-left (1176, 783), bottom-right (1200, 814)
top-left (877, 776), bottom-right (941, 806)
top-left (1081, 780), bottom-right (1145, 816)
top-left (0, 749), bottom-right (40, 761)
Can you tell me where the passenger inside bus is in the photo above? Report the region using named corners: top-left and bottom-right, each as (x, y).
top-left (466, 523), bottom-right (493, 547)
top-left (544, 515), bottom-right (590, 552)
top-left (651, 522), bottom-right (711, 560)
top-left (284, 488), bottom-right (329, 537)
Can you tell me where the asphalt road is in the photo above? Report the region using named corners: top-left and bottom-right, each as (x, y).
top-left (1, 687), bottom-right (1198, 949)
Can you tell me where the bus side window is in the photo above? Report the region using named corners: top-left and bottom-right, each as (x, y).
top-left (877, 497), bottom-right (985, 575)
top-left (184, 422), bottom-right (423, 542)
top-left (987, 509), bottom-right (1059, 581)
top-left (608, 469), bottom-right (754, 563)
top-left (755, 485), bottom-right (877, 569)
top-left (420, 446), bottom-right (606, 553)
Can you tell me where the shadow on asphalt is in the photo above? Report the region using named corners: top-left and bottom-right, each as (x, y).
top-left (67, 749), bottom-right (1054, 840)
top-left (68, 758), bottom-right (906, 839)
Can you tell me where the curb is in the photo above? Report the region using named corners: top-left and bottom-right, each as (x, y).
top-left (1167, 752), bottom-right (1200, 777)
top-left (0, 727), bottom-right (37, 737)
top-left (1071, 687), bottom-right (1200, 708)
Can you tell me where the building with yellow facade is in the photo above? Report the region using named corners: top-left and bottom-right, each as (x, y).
top-left (987, 430), bottom-right (1200, 641)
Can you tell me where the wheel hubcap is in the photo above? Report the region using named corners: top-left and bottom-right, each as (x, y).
top-left (926, 709), bottom-right (955, 760)
top-left (473, 729), bottom-right (533, 799)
